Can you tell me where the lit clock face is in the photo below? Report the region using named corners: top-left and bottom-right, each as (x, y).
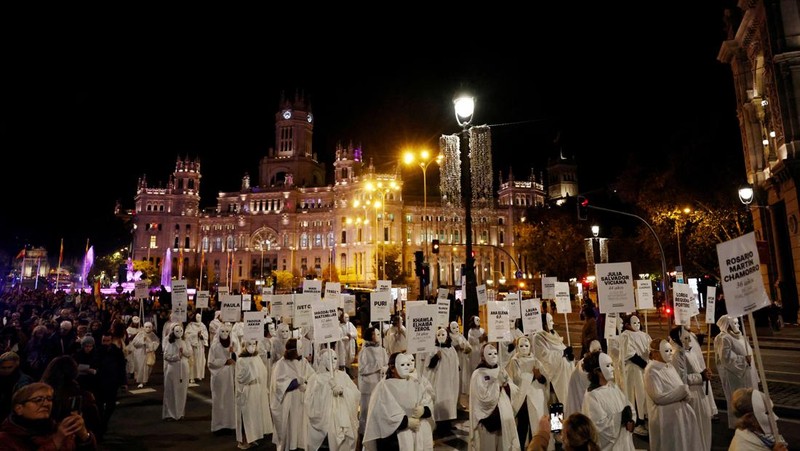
top-left (307, 113), bottom-right (313, 123)
top-left (282, 109), bottom-right (291, 120)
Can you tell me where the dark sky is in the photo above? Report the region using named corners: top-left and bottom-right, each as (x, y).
top-left (1, 3), bottom-right (742, 261)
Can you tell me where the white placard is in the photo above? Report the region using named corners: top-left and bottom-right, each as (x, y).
top-left (437, 288), bottom-right (449, 301)
top-left (477, 284), bottom-right (488, 306)
top-left (604, 313), bottom-right (618, 339)
top-left (706, 286), bottom-right (717, 324)
top-left (717, 232), bottom-right (771, 317)
top-left (171, 280), bottom-right (188, 322)
top-left (377, 280), bottom-right (391, 292)
top-left (324, 282), bottom-right (341, 304)
top-left (220, 294), bottom-right (241, 323)
top-left (486, 301), bottom-right (511, 342)
top-left (506, 292), bottom-right (521, 320)
top-left (293, 293), bottom-right (315, 329)
top-left (218, 286), bottom-right (229, 296)
top-left (370, 290), bottom-right (391, 322)
top-left (269, 295), bottom-right (283, 317)
top-left (673, 283), bottom-right (693, 326)
top-left (312, 302), bottom-right (340, 343)
top-left (436, 299), bottom-right (451, 328)
top-left (242, 294), bottom-right (252, 311)
top-left (303, 279), bottom-right (322, 295)
top-left (542, 277), bottom-right (557, 299)
top-left (406, 301), bottom-right (438, 354)
top-left (196, 291), bottom-right (210, 309)
top-left (243, 311), bottom-right (263, 342)
top-left (555, 282), bottom-right (572, 314)
top-left (135, 281), bottom-right (149, 300)
top-left (521, 298), bottom-right (543, 334)
top-left (596, 262), bottom-right (635, 314)
top-left (343, 294), bottom-right (356, 316)
top-left (689, 289), bottom-right (700, 317)
top-left (635, 280), bottom-right (654, 310)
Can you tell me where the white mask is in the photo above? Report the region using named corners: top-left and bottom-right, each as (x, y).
top-left (132, 316), bottom-right (140, 325)
top-left (407, 353), bottom-right (416, 373)
top-left (517, 337), bottom-right (531, 357)
top-left (589, 340), bottom-right (602, 353)
top-left (322, 349), bottom-right (338, 371)
top-left (173, 325), bottom-right (184, 338)
top-left (267, 323), bottom-right (276, 335)
top-left (196, 313), bottom-right (202, 323)
top-left (659, 340), bottom-right (674, 363)
top-left (730, 317), bottom-right (741, 334)
top-left (436, 328), bottom-right (448, 344)
top-left (219, 326), bottom-right (231, 340)
top-left (546, 313), bottom-right (554, 332)
top-left (449, 321), bottom-right (459, 335)
top-left (680, 327), bottom-right (692, 350)
top-left (372, 329), bottom-right (380, 343)
top-left (752, 390), bottom-right (778, 435)
top-left (144, 323), bottom-right (153, 333)
top-left (343, 314), bottom-right (350, 323)
top-left (630, 315), bottom-right (641, 332)
top-left (473, 317), bottom-right (480, 327)
top-left (395, 353), bottom-right (413, 379)
top-left (245, 342), bottom-right (257, 354)
top-left (483, 345), bottom-right (498, 367)
top-left (278, 325), bottom-right (291, 340)
top-left (599, 352), bottom-right (614, 381)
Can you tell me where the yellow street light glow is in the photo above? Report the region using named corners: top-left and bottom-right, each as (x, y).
top-left (420, 149), bottom-right (430, 160)
top-left (403, 152), bottom-right (415, 165)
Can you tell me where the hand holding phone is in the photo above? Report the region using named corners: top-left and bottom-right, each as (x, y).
top-left (549, 402), bottom-right (564, 432)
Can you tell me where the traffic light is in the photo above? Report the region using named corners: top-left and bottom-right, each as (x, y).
top-left (414, 251), bottom-right (424, 276)
top-left (432, 239), bottom-right (440, 254)
top-left (420, 263), bottom-right (430, 287)
top-left (577, 195), bottom-right (589, 221)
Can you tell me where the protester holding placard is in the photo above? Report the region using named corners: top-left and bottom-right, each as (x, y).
top-left (581, 351), bottom-right (636, 451)
top-left (466, 316), bottom-right (485, 384)
top-left (668, 326), bottom-right (712, 451)
top-left (184, 313), bottom-right (208, 384)
top-left (617, 315), bottom-right (650, 437)
top-left (448, 321), bottom-right (472, 398)
top-left (270, 338), bottom-right (315, 451)
top-left (130, 322), bottom-right (159, 388)
top-left (162, 324), bottom-right (191, 421)
top-left (208, 311), bottom-right (223, 348)
top-left (566, 340), bottom-right (602, 418)
top-left (207, 323), bottom-right (235, 435)
top-left (235, 339), bottom-right (272, 449)
top-left (715, 315), bottom-right (758, 429)
top-left (384, 315), bottom-right (407, 356)
top-left (505, 336), bottom-right (547, 449)
top-left (533, 313), bottom-right (574, 404)
top-left (467, 343), bottom-right (520, 451)
top-left (356, 326), bottom-right (388, 436)
top-left (336, 313), bottom-right (358, 377)
top-left (304, 348), bottom-right (359, 451)
top-left (419, 328), bottom-right (459, 430)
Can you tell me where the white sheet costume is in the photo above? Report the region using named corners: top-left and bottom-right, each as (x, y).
top-left (357, 328), bottom-right (388, 434)
top-left (125, 316), bottom-right (140, 376)
top-left (235, 340), bottom-right (273, 446)
top-left (671, 327), bottom-right (712, 451)
top-left (207, 323), bottom-right (236, 432)
top-left (618, 315), bottom-right (651, 421)
top-left (130, 321), bottom-right (159, 386)
top-left (448, 321), bottom-right (473, 396)
top-left (581, 353), bottom-right (635, 451)
top-left (363, 352), bottom-right (434, 451)
top-left (715, 315), bottom-right (757, 429)
top-left (162, 324), bottom-right (191, 420)
top-left (532, 313), bottom-right (574, 403)
top-left (468, 344), bottom-right (521, 451)
top-left (466, 317), bottom-right (485, 382)
top-left (336, 314), bottom-right (358, 372)
top-left (643, 339), bottom-right (701, 451)
top-left (304, 349), bottom-right (360, 451)
top-left (566, 340), bottom-right (601, 418)
top-left (505, 336), bottom-right (548, 448)
top-left (419, 328), bottom-right (459, 422)
top-left (185, 313), bottom-right (209, 382)
top-left (208, 310), bottom-right (223, 346)
top-left (384, 320), bottom-right (408, 356)
top-left (270, 338), bottom-right (315, 451)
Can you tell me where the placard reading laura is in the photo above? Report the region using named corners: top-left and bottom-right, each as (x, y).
top-left (406, 302), bottom-right (438, 354)
top-left (596, 262), bottom-right (635, 314)
top-left (717, 232), bottom-right (771, 317)
top-left (293, 293), bottom-right (315, 329)
top-left (542, 277), bottom-right (557, 299)
top-left (521, 298), bottom-right (543, 334)
top-left (486, 301), bottom-right (511, 342)
top-left (554, 282), bottom-right (572, 314)
top-left (135, 281), bottom-right (149, 300)
top-left (303, 279), bottom-right (322, 295)
top-left (673, 283), bottom-right (693, 326)
top-left (436, 299), bottom-right (450, 329)
top-left (171, 280), bottom-right (188, 322)
top-left (706, 286), bottom-right (717, 324)
top-left (243, 311), bottom-right (263, 342)
top-left (196, 291), bottom-right (210, 309)
top-left (635, 280), bottom-right (654, 310)
top-left (370, 290), bottom-right (391, 322)
top-left (220, 294), bottom-right (241, 323)
top-left (312, 303), bottom-right (340, 343)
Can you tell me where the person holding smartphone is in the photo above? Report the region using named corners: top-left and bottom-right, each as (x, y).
top-left (581, 351), bottom-right (635, 450)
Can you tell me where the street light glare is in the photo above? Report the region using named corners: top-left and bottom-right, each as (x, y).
top-left (454, 96), bottom-right (475, 125)
top-left (420, 149), bottom-right (430, 160)
top-left (403, 152), bottom-right (415, 165)
top-left (739, 185), bottom-right (754, 205)
top-left (682, 207), bottom-right (692, 214)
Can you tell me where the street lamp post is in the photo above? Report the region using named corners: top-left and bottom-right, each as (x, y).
top-left (454, 94), bottom-right (479, 331)
top-left (403, 149), bottom-right (443, 263)
top-left (674, 207), bottom-right (691, 278)
top-left (738, 185), bottom-right (777, 300)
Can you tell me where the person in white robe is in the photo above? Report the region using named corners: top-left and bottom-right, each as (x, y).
top-left (130, 321), bottom-right (159, 388)
top-left (715, 315), bottom-right (758, 429)
top-left (162, 323), bottom-right (191, 420)
top-left (687, 326), bottom-right (719, 422)
top-left (468, 343), bottom-right (520, 451)
top-left (643, 338), bottom-right (701, 451)
top-left (363, 351), bottom-right (434, 451)
top-left (419, 327), bottom-right (459, 429)
top-left (185, 313), bottom-right (209, 383)
top-left (258, 324), bottom-right (274, 389)
top-left (231, 321), bottom-right (246, 355)
top-left (566, 339), bottom-right (601, 418)
top-left (533, 313), bottom-right (574, 404)
top-left (384, 315), bottom-right (408, 355)
top-left (207, 323), bottom-right (236, 433)
top-left (271, 323), bottom-right (290, 364)
top-left (270, 337), bottom-right (315, 451)
top-left (466, 316), bottom-right (485, 383)
top-left (581, 351), bottom-right (635, 451)
top-left (505, 335), bottom-right (548, 449)
top-left (336, 313), bottom-right (358, 377)
top-left (235, 339), bottom-right (272, 449)
top-left (617, 314), bottom-right (651, 436)
top-left (669, 326), bottom-right (712, 451)
top-left (448, 321), bottom-right (472, 398)
top-left (357, 326), bottom-right (388, 435)
top-left (304, 348), bottom-right (359, 451)
top-left (125, 316), bottom-right (140, 377)
top-left (406, 351), bottom-right (436, 442)
top-left (729, 387), bottom-right (788, 450)
top-left (208, 310), bottom-right (223, 346)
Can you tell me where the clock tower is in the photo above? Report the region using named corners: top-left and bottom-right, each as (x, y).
top-left (259, 91), bottom-right (326, 187)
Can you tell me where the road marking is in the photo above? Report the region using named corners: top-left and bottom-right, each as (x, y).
top-left (188, 390), bottom-right (213, 405)
top-left (765, 370), bottom-right (800, 376)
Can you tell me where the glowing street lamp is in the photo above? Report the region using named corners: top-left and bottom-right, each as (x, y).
top-left (454, 93), bottom-right (478, 328)
top-left (403, 149), bottom-right (443, 265)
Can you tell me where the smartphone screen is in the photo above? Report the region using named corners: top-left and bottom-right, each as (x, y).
top-left (549, 402), bottom-right (564, 432)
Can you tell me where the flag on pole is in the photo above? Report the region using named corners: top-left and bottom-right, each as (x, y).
top-left (15, 249), bottom-right (25, 259)
top-left (178, 247), bottom-right (184, 280)
top-left (58, 239), bottom-right (64, 269)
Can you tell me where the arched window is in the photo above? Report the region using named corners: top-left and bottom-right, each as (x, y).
top-left (300, 233), bottom-right (309, 249)
top-left (226, 235), bottom-right (235, 250)
top-left (499, 230), bottom-right (505, 245)
top-left (314, 233), bottom-right (323, 248)
top-left (214, 237), bottom-right (222, 251)
top-left (202, 237), bottom-right (209, 252)
top-left (184, 236), bottom-right (190, 248)
top-left (327, 232), bottom-right (335, 247)
top-left (188, 179), bottom-right (195, 189)
top-left (174, 236), bottom-right (179, 248)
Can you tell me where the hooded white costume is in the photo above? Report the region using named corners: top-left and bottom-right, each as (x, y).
top-left (130, 321), bottom-right (159, 386)
top-left (643, 339), bottom-right (702, 451)
top-left (505, 336), bottom-right (548, 448)
top-left (270, 338), bottom-right (315, 451)
top-left (618, 315), bottom-right (651, 421)
top-left (304, 349), bottom-right (360, 451)
top-left (448, 321), bottom-right (473, 396)
top-left (384, 319), bottom-right (408, 356)
top-left (184, 313), bottom-right (209, 382)
top-left (419, 328), bottom-right (460, 422)
top-left (125, 316), bottom-right (140, 375)
top-left (565, 340), bottom-right (601, 417)
top-left (715, 315), bottom-right (758, 429)
top-left (357, 328), bottom-right (389, 434)
top-left (671, 327), bottom-right (712, 451)
top-left (468, 344), bottom-right (521, 451)
top-left (162, 323), bottom-right (191, 420)
top-left (207, 323), bottom-right (236, 432)
top-left (466, 317), bottom-right (485, 381)
top-left (235, 339), bottom-right (273, 446)
top-left (581, 353), bottom-right (635, 451)
top-left (532, 313), bottom-right (574, 403)
top-left (336, 314), bottom-right (358, 371)
top-left (208, 310), bottom-right (223, 345)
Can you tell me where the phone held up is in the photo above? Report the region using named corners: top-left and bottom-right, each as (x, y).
top-left (69, 395), bottom-right (82, 413)
top-left (549, 402), bottom-right (564, 433)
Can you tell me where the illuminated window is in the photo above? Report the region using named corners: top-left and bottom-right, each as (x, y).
top-left (149, 236), bottom-right (157, 249)
top-left (314, 233), bottom-right (323, 248)
top-left (300, 233), bottom-right (309, 249)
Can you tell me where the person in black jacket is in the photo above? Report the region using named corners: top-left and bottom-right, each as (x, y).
top-left (95, 333), bottom-right (126, 438)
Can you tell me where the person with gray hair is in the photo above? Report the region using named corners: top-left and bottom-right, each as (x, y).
top-left (730, 387), bottom-right (787, 450)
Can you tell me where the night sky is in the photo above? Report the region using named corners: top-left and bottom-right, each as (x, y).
top-left (1, 3), bottom-right (742, 262)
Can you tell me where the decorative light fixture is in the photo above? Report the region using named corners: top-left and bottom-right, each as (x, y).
top-left (738, 184), bottom-right (754, 205)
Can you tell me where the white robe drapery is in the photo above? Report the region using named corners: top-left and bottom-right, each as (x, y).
top-left (235, 355), bottom-right (273, 444)
top-left (130, 330), bottom-right (159, 384)
top-left (304, 368), bottom-right (359, 451)
top-left (715, 331), bottom-right (757, 428)
top-left (533, 330), bottom-right (573, 403)
top-left (419, 345), bottom-right (460, 422)
top-left (207, 337), bottom-right (236, 432)
top-left (357, 343), bottom-right (388, 434)
top-left (506, 354), bottom-right (547, 441)
top-left (162, 338), bottom-right (191, 420)
top-left (582, 384), bottom-right (635, 451)
top-left (450, 331), bottom-right (472, 395)
top-left (184, 320), bottom-right (208, 381)
top-left (363, 376), bottom-right (434, 451)
top-left (673, 347), bottom-right (712, 451)
top-left (468, 366), bottom-right (520, 451)
top-left (270, 356), bottom-right (315, 451)
top-left (618, 329), bottom-right (650, 418)
top-left (565, 358), bottom-right (590, 418)
top-left (643, 360), bottom-right (701, 451)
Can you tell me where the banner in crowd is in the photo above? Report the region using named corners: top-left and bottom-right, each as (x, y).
top-left (521, 298), bottom-right (543, 334)
top-left (135, 281), bottom-right (149, 300)
top-left (436, 298), bottom-right (450, 329)
top-left (673, 283), bottom-right (693, 326)
top-left (218, 286), bottom-right (229, 296)
top-left (477, 284), bottom-right (488, 306)
top-left (243, 311), bottom-right (263, 342)
top-left (604, 312), bottom-right (618, 339)
top-left (324, 282), bottom-right (341, 304)
top-left (171, 280), bottom-right (188, 322)
top-left (706, 286), bottom-right (717, 324)
top-left (377, 280), bottom-right (391, 292)
top-left (542, 277), bottom-right (557, 299)
top-left (505, 292), bottom-right (520, 320)
top-left (487, 301), bottom-right (511, 342)
top-left (370, 290), bottom-right (391, 322)
top-left (343, 294), bottom-right (356, 316)
top-left (555, 282), bottom-right (572, 314)
top-left (242, 294), bottom-right (251, 311)
top-left (406, 301), bottom-right (437, 354)
top-left (437, 288), bottom-right (449, 302)
top-left (196, 290), bottom-right (210, 309)
top-left (303, 279), bottom-right (322, 295)
top-left (312, 302), bottom-right (340, 343)
top-left (220, 294), bottom-right (241, 323)
top-left (635, 280), bottom-right (654, 310)
top-left (293, 293), bottom-right (315, 329)
top-left (596, 262), bottom-right (635, 314)
top-left (717, 232), bottom-right (771, 317)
